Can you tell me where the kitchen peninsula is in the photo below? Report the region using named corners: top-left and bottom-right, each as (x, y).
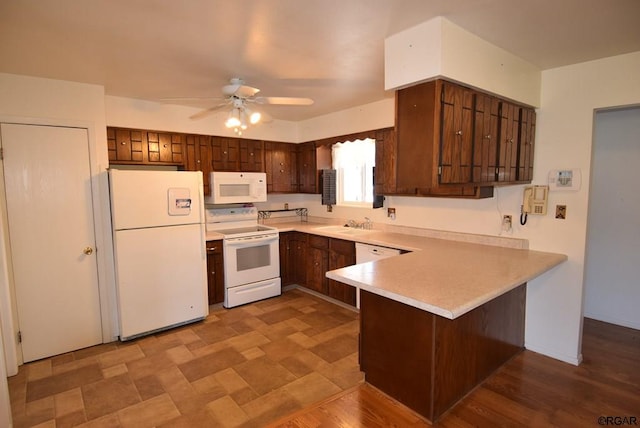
top-left (265, 221), bottom-right (567, 423)
top-left (324, 231), bottom-right (566, 422)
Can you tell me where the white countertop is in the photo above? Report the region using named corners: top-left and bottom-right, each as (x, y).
top-left (207, 221), bottom-right (567, 319)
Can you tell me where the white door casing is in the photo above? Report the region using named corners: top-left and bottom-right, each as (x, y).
top-left (1, 123), bottom-right (102, 362)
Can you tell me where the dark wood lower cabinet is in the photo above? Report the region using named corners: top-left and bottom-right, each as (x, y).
top-left (327, 238), bottom-right (356, 306)
top-left (205, 240), bottom-right (224, 305)
top-left (359, 284), bottom-right (526, 422)
top-left (306, 235), bottom-right (329, 294)
top-left (280, 232), bottom-right (356, 307)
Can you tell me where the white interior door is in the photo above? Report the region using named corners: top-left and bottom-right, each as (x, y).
top-left (1, 123), bottom-right (102, 362)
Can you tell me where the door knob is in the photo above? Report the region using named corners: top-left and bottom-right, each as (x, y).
top-left (83, 247), bottom-right (94, 255)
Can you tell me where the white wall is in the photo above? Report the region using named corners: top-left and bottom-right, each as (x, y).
top-left (584, 107), bottom-right (640, 329)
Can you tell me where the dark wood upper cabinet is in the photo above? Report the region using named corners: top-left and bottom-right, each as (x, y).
top-left (297, 142), bottom-right (331, 194)
top-left (184, 134), bottom-right (212, 195)
top-left (439, 82), bottom-right (474, 185)
top-left (211, 137), bottom-right (240, 171)
top-left (472, 93), bottom-right (500, 183)
top-left (395, 80), bottom-right (439, 194)
top-left (393, 79), bottom-right (534, 198)
top-left (239, 139), bottom-right (264, 172)
top-left (265, 141), bottom-right (298, 193)
top-left (517, 107), bottom-right (536, 183)
top-left (108, 127), bottom-right (184, 166)
top-left (146, 131), bottom-right (184, 164)
top-left (297, 142), bottom-right (318, 194)
top-left (496, 101), bottom-right (520, 183)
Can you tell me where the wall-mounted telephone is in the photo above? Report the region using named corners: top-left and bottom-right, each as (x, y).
top-left (520, 185), bottom-right (549, 225)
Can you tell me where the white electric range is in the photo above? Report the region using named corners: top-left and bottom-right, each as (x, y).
top-left (205, 205), bottom-right (281, 308)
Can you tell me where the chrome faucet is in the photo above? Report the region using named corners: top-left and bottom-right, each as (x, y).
top-left (364, 217), bottom-right (373, 230)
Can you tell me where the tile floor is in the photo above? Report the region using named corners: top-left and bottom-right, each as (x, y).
top-left (8, 289), bottom-right (364, 427)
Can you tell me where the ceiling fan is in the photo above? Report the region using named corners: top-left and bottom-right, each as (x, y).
top-left (174, 78), bottom-right (314, 132)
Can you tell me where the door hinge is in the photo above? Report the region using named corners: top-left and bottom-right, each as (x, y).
top-left (17, 331), bottom-right (22, 343)
top-left (0, 147), bottom-right (4, 160)
top-left (438, 166), bottom-right (442, 175)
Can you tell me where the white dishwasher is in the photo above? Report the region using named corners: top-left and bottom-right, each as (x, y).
top-left (355, 243), bottom-right (402, 308)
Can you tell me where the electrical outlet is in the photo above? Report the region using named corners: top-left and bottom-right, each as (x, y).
top-left (555, 205), bottom-right (566, 219)
top-left (502, 215), bottom-right (513, 232)
top-left (387, 207), bottom-right (396, 220)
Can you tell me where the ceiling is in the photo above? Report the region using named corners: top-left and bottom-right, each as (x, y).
top-left (1, 0), bottom-right (639, 121)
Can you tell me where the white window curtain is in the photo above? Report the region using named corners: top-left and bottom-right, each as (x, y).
top-left (332, 138), bottom-right (375, 206)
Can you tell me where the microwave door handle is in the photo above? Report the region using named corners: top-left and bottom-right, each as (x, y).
top-left (225, 234), bottom-right (278, 247)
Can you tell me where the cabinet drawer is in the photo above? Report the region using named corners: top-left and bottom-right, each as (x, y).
top-left (308, 235), bottom-right (329, 249)
top-left (330, 238), bottom-right (355, 255)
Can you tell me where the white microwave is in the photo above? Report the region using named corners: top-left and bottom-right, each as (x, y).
top-left (205, 171), bottom-right (267, 204)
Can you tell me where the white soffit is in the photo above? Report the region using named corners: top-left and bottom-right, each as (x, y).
top-left (385, 17), bottom-right (541, 107)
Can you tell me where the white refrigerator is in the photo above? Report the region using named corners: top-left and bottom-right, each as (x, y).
top-left (109, 169), bottom-right (208, 340)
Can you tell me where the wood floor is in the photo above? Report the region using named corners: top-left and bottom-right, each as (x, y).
top-left (270, 317), bottom-right (640, 427)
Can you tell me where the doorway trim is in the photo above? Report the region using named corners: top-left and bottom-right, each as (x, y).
top-left (0, 114), bottom-right (117, 374)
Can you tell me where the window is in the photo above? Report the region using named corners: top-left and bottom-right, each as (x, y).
top-left (331, 138), bottom-right (375, 207)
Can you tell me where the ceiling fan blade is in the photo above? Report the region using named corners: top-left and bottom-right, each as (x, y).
top-left (189, 104), bottom-right (228, 120)
top-left (254, 96), bottom-right (314, 106)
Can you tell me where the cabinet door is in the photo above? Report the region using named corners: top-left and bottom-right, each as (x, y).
top-left (265, 142), bottom-right (298, 192)
top-left (395, 80), bottom-right (439, 193)
top-left (374, 128), bottom-right (398, 195)
top-left (298, 142), bottom-right (317, 193)
top-left (206, 240), bottom-right (224, 305)
top-left (306, 246), bottom-right (328, 294)
top-left (279, 232), bottom-right (292, 286)
top-left (184, 135), bottom-right (213, 196)
top-left (290, 232), bottom-right (308, 286)
top-left (328, 238), bottom-right (356, 306)
top-left (472, 93), bottom-right (500, 183)
top-left (239, 139), bottom-right (264, 172)
top-left (439, 82), bottom-right (474, 184)
top-left (110, 128), bottom-right (144, 163)
top-left (517, 108), bottom-right (536, 183)
top-left (212, 137), bottom-right (240, 171)
top-left (146, 131), bottom-right (184, 165)
top-left (497, 102), bottom-right (520, 182)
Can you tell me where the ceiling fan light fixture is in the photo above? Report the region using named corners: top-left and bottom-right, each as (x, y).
top-left (225, 108), bottom-right (241, 128)
top-left (248, 109), bottom-right (262, 124)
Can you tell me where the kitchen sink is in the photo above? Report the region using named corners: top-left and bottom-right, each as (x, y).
top-left (314, 225), bottom-right (373, 236)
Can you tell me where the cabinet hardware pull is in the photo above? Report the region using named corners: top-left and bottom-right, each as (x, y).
top-left (121, 142), bottom-right (126, 145)
top-left (163, 144), bottom-right (167, 148)
top-left (455, 130), bottom-right (463, 136)
top-left (485, 135), bottom-right (491, 139)
top-left (206, 247), bottom-right (217, 251)
top-left (83, 247), bottom-right (94, 255)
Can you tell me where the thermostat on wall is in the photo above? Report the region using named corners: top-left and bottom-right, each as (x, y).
top-left (548, 169), bottom-right (581, 191)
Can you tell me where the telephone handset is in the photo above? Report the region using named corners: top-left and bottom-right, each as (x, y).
top-left (520, 185), bottom-right (548, 225)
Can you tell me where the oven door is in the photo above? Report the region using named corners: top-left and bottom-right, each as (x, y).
top-left (223, 233), bottom-right (280, 288)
